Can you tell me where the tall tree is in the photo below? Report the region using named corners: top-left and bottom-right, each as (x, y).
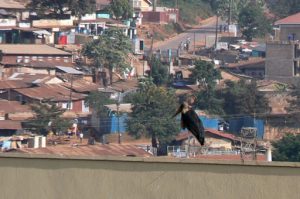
top-left (267, 0), bottom-right (300, 18)
top-left (272, 134), bottom-right (300, 162)
top-left (189, 60), bottom-right (221, 90)
top-left (221, 80), bottom-right (271, 116)
top-left (28, 0), bottom-right (96, 18)
top-left (85, 91), bottom-right (116, 117)
top-left (82, 28), bottom-right (132, 85)
top-left (26, 101), bottom-right (71, 135)
top-left (108, 0), bottom-right (133, 20)
top-left (148, 56), bottom-right (169, 86)
top-left (190, 60), bottom-right (223, 115)
top-left (126, 81), bottom-right (180, 155)
top-left (238, 3), bottom-right (271, 41)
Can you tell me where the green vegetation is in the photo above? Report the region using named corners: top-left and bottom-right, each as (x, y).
top-left (272, 134), bottom-right (300, 162)
top-left (107, 0), bottom-right (133, 20)
top-left (26, 101), bottom-right (71, 135)
top-left (148, 56), bottom-right (169, 86)
top-left (190, 60), bottom-right (223, 115)
top-left (267, 0), bottom-right (300, 18)
top-left (126, 81), bottom-right (180, 155)
top-left (85, 91), bottom-right (116, 117)
top-left (27, 0), bottom-right (96, 18)
top-left (82, 28), bottom-right (132, 85)
top-left (221, 80), bottom-right (271, 116)
top-left (159, 0), bottom-right (213, 24)
top-left (238, 3), bottom-right (272, 41)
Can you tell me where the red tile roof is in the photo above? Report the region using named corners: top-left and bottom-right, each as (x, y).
top-left (275, 12), bottom-right (300, 25)
top-left (16, 143), bottom-right (152, 157)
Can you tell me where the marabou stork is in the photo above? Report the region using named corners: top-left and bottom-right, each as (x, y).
top-left (173, 102), bottom-right (205, 146)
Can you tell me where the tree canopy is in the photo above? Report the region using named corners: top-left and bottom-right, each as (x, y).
top-left (148, 56), bottom-right (169, 86)
top-left (82, 28), bottom-right (132, 84)
top-left (28, 0), bottom-right (96, 18)
top-left (221, 80), bottom-right (271, 116)
top-left (189, 60), bottom-right (221, 89)
top-left (189, 60), bottom-right (223, 115)
top-left (85, 91), bottom-right (115, 117)
top-left (108, 0), bottom-right (133, 20)
top-left (238, 3), bottom-right (271, 41)
top-left (25, 101), bottom-right (71, 135)
top-left (126, 81), bottom-right (180, 154)
top-left (267, 0), bottom-right (300, 18)
top-left (272, 134), bottom-right (300, 162)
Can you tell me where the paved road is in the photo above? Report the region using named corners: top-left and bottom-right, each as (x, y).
top-left (152, 18), bottom-right (226, 51)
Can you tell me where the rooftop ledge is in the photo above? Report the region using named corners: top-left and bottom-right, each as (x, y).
top-left (1, 153), bottom-right (300, 168)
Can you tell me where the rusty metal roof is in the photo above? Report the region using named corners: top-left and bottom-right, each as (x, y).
top-left (0, 80), bottom-right (30, 89)
top-left (0, 0), bottom-right (26, 9)
top-left (17, 143), bottom-right (152, 157)
top-left (0, 44), bottom-right (71, 55)
top-left (0, 120), bottom-right (22, 130)
top-left (62, 79), bottom-right (100, 93)
top-left (0, 100), bottom-right (31, 113)
top-left (14, 84), bottom-right (86, 102)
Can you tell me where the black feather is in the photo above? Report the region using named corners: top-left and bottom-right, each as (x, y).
top-left (178, 105), bottom-right (205, 146)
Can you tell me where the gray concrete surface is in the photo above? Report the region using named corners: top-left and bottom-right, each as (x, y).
top-left (0, 153), bottom-right (299, 199)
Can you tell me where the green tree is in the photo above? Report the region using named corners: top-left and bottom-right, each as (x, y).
top-left (26, 101), bottom-right (71, 135)
top-left (85, 91), bottom-right (116, 117)
top-left (286, 85), bottom-right (300, 122)
top-left (82, 28), bottom-right (132, 85)
top-left (126, 81), bottom-right (180, 155)
top-left (267, 0), bottom-right (300, 18)
top-left (272, 134), bottom-right (300, 162)
top-left (221, 80), bottom-right (270, 116)
top-left (189, 60), bottom-right (223, 115)
top-left (189, 60), bottom-right (221, 89)
top-left (238, 3), bottom-right (271, 41)
top-left (108, 0), bottom-right (133, 20)
top-left (148, 56), bottom-right (169, 86)
top-left (28, 0), bottom-right (96, 18)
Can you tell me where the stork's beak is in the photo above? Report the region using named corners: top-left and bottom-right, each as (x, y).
top-left (172, 104), bottom-right (184, 118)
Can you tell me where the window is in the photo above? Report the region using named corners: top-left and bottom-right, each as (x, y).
top-left (82, 100), bottom-right (89, 112)
top-left (62, 102), bottom-right (73, 109)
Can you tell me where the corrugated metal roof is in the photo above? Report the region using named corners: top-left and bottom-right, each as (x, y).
top-left (56, 66), bottom-right (84, 75)
top-left (0, 44), bottom-right (71, 55)
top-left (177, 129), bottom-right (237, 142)
top-left (0, 100), bottom-right (31, 113)
top-left (0, 0), bottom-right (25, 9)
top-left (105, 103), bottom-right (132, 113)
top-left (14, 84), bottom-right (86, 101)
top-left (17, 143), bottom-right (152, 157)
top-left (0, 80), bottom-right (30, 89)
top-left (62, 79), bottom-right (100, 93)
top-left (0, 120), bottom-right (22, 130)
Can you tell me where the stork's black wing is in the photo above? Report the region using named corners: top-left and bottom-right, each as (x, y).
top-left (181, 109), bottom-right (205, 145)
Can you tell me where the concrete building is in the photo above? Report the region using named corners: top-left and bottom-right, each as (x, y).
top-left (265, 12), bottom-right (300, 86)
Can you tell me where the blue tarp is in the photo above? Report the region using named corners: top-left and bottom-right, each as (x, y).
top-left (228, 116), bottom-right (264, 139)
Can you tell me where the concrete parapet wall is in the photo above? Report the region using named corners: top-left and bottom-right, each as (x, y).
top-left (0, 154), bottom-right (299, 199)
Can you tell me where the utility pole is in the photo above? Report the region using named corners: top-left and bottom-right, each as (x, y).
top-left (193, 31), bottom-right (196, 55)
top-left (117, 92), bottom-right (121, 144)
top-left (214, 14), bottom-right (219, 50)
top-left (228, 0), bottom-right (233, 28)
